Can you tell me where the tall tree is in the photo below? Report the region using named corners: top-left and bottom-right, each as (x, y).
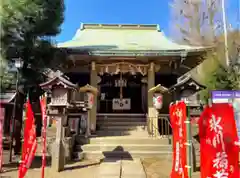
top-left (170, 0), bottom-right (239, 81)
top-left (170, 1), bottom-right (240, 166)
top-left (1, 0), bottom-right (65, 69)
top-left (200, 30), bottom-right (240, 103)
top-left (201, 60), bottom-right (240, 103)
top-left (0, 0), bottom-right (65, 155)
top-left (170, 0), bottom-right (222, 46)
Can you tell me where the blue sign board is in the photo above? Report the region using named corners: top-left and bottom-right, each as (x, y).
top-left (211, 90), bottom-right (239, 100)
top-left (211, 90), bottom-right (240, 103)
top-left (211, 90), bottom-right (240, 140)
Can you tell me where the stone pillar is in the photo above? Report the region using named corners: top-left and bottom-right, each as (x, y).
top-left (51, 113), bottom-right (66, 172)
top-left (147, 62), bottom-right (158, 136)
top-left (90, 61), bottom-right (97, 132)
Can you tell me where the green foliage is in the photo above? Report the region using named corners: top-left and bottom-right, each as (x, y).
top-left (199, 30), bottom-right (240, 104)
top-left (0, 71), bottom-right (16, 92)
top-left (0, 54), bottom-right (14, 92)
top-left (200, 61), bottom-right (240, 103)
top-left (0, 0), bottom-right (65, 93)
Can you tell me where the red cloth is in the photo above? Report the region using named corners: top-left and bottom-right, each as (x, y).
top-left (198, 103), bottom-right (239, 178)
top-left (0, 107), bottom-right (4, 172)
top-left (40, 96), bottom-right (47, 178)
top-left (18, 99), bottom-right (37, 178)
top-left (170, 101), bottom-right (189, 178)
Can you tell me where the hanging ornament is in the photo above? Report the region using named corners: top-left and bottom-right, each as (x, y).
top-left (105, 66), bottom-right (109, 73)
top-left (115, 64), bottom-right (120, 74)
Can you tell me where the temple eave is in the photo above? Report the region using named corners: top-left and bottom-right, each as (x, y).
top-left (62, 48), bottom-right (210, 57)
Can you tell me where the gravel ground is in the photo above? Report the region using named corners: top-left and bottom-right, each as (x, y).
top-left (141, 157), bottom-right (200, 178)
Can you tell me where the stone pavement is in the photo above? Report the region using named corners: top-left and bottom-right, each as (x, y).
top-left (98, 159), bottom-right (121, 178)
top-left (1, 159), bottom-right (100, 178)
top-left (98, 158), bottom-right (146, 178)
top-left (1, 157), bottom-right (146, 178)
top-left (121, 159), bottom-right (146, 178)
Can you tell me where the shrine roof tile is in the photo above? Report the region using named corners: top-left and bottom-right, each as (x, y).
top-left (40, 70), bottom-right (77, 89)
top-left (169, 73), bottom-right (205, 92)
top-left (57, 23), bottom-right (208, 54)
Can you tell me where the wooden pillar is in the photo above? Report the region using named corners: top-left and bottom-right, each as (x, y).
top-left (147, 62), bottom-right (155, 108)
top-left (90, 61), bottom-right (97, 132)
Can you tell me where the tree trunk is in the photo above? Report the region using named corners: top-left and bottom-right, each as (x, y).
top-left (13, 83), bottom-right (44, 155)
top-left (13, 92), bottom-right (25, 155)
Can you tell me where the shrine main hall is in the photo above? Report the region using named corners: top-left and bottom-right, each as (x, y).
top-left (57, 23), bottom-right (207, 132)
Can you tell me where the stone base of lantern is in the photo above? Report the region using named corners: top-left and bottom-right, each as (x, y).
top-left (63, 136), bottom-right (75, 162)
top-left (51, 140), bottom-right (65, 172)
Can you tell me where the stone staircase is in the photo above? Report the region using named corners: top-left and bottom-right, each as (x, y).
top-left (96, 113), bottom-right (148, 137)
top-left (73, 113), bottom-right (172, 160)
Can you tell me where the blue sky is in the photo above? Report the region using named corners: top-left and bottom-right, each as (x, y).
top-left (56, 0), bottom-right (239, 43)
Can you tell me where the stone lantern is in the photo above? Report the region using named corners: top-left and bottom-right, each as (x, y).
top-left (148, 84), bottom-right (168, 110)
top-left (169, 73), bottom-right (205, 137)
top-left (79, 84), bottom-right (98, 109)
top-left (148, 84), bottom-right (168, 137)
top-left (79, 84), bottom-right (98, 136)
top-left (40, 70), bottom-right (77, 172)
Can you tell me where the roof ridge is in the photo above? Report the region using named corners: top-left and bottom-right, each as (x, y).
top-left (80, 23), bottom-right (161, 31)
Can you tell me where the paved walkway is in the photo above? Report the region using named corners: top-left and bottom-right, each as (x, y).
top-left (98, 158), bottom-right (146, 178)
top-left (1, 159), bottom-right (100, 178)
top-left (1, 157), bottom-right (146, 178)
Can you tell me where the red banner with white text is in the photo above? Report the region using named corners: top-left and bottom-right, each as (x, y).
top-left (198, 103), bottom-right (239, 178)
top-left (18, 99), bottom-right (37, 178)
top-left (170, 101), bottom-right (189, 178)
top-left (40, 95), bottom-right (47, 178)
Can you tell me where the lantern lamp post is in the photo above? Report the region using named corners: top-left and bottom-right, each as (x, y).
top-left (9, 58), bottom-right (23, 162)
top-left (79, 84), bottom-right (98, 137)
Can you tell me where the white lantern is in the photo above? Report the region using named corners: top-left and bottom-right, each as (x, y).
top-left (153, 94), bottom-right (163, 110)
top-left (87, 92), bottom-right (94, 109)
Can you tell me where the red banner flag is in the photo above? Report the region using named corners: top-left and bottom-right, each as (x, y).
top-left (170, 101), bottom-right (189, 178)
top-left (0, 106), bottom-right (5, 172)
top-left (40, 95), bottom-right (47, 178)
top-left (198, 103), bottom-right (239, 178)
top-left (18, 99), bottom-right (37, 178)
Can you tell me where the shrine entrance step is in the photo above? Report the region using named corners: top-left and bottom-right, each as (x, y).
top-left (73, 136), bottom-right (172, 161)
top-left (96, 113), bottom-right (147, 137)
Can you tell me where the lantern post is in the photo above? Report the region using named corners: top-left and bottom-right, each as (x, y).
top-left (79, 84), bottom-right (98, 138)
top-left (9, 58), bottom-right (23, 162)
top-left (40, 70), bottom-right (77, 172)
top-left (148, 84), bottom-right (168, 137)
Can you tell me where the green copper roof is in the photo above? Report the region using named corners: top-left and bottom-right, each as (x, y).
top-left (57, 23), bottom-right (204, 53)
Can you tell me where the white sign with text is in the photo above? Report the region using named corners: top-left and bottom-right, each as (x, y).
top-left (112, 98), bottom-right (131, 110)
